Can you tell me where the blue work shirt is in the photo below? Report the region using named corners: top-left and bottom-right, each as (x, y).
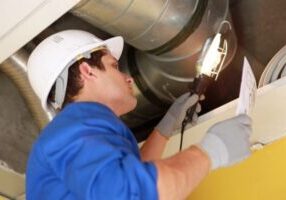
top-left (26, 102), bottom-right (158, 200)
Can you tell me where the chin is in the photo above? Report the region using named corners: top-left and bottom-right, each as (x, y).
top-left (119, 97), bottom-right (137, 116)
top-left (127, 97), bottom-right (137, 112)
top-left (130, 97), bottom-right (137, 110)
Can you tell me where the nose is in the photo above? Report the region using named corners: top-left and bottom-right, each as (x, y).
top-left (124, 73), bottom-right (134, 84)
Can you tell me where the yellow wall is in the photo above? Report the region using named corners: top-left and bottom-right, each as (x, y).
top-left (188, 137), bottom-right (286, 200)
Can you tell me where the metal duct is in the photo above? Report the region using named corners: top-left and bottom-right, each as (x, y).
top-left (72, 0), bottom-right (236, 57)
top-left (72, 0), bottom-right (237, 127)
top-left (72, 0), bottom-right (203, 51)
top-left (0, 49), bottom-right (52, 129)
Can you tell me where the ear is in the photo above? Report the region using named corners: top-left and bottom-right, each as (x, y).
top-left (79, 62), bottom-right (96, 80)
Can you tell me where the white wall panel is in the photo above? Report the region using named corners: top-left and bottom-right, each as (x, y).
top-left (0, 0), bottom-right (81, 64)
top-left (163, 77), bottom-right (286, 157)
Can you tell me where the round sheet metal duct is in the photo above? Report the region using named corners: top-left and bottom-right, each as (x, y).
top-left (72, 0), bottom-right (201, 51)
top-left (72, 0), bottom-right (235, 55)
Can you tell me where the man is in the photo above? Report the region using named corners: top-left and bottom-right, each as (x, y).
top-left (26, 30), bottom-right (252, 200)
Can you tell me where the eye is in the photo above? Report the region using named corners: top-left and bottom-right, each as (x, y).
top-left (112, 62), bottom-right (119, 69)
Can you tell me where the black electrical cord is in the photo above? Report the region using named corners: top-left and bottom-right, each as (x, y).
top-left (180, 102), bottom-right (197, 150)
top-left (179, 74), bottom-right (214, 151)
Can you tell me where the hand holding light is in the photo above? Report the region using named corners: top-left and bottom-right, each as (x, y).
top-left (179, 33), bottom-right (228, 151)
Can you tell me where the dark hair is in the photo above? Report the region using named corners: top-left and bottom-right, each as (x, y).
top-left (48, 49), bottom-right (108, 108)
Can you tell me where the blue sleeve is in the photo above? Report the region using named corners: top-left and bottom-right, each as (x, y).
top-left (45, 133), bottom-right (158, 200)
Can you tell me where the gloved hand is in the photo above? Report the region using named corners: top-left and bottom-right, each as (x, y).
top-left (198, 114), bottom-right (252, 170)
top-left (155, 93), bottom-right (201, 138)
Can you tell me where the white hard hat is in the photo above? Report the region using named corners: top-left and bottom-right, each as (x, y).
top-left (27, 29), bottom-right (124, 110)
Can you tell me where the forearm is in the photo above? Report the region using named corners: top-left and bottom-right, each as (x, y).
top-left (140, 129), bottom-right (168, 161)
top-left (154, 146), bottom-right (211, 200)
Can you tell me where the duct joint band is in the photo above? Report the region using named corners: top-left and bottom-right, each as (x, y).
top-left (147, 0), bottom-right (209, 55)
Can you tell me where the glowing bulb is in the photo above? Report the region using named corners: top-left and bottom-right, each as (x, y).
top-left (200, 33), bottom-right (222, 76)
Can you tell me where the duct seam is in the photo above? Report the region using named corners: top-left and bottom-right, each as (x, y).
top-left (147, 0), bottom-right (209, 55)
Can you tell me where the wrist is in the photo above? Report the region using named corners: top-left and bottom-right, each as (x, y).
top-left (154, 129), bottom-right (171, 141)
top-left (191, 145), bottom-right (211, 172)
top-left (198, 134), bottom-right (229, 170)
top-left (155, 113), bottom-right (175, 138)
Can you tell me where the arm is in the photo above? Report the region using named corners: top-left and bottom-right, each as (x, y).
top-left (140, 129), bottom-right (169, 161)
top-left (140, 93), bottom-right (200, 161)
top-left (155, 146), bottom-right (210, 200)
top-left (139, 92), bottom-right (205, 198)
top-left (155, 114), bottom-right (252, 200)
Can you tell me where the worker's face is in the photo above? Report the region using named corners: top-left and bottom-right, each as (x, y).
top-left (92, 52), bottom-right (137, 115)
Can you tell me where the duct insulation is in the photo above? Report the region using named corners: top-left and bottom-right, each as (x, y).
top-left (0, 49), bottom-right (53, 129)
top-left (259, 45), bottom-right (286, 87)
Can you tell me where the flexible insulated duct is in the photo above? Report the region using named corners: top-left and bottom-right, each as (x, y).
top-left (0, 49), bottom-right (52, 129)
top-left (259, 45), bottom-right (286, 87)
top-left (72, 0), bottom-right (237, 127)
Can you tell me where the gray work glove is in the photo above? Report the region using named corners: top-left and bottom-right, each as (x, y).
top-left (155, 93), bottom-right (201, 138)
top-left (199, 114), bottom-right (252, 170)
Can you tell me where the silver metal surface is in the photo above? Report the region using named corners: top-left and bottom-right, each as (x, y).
top-left (133, 1), bottom-right (237, 102)
top-left (72, 0), bottom-right (199, 50)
